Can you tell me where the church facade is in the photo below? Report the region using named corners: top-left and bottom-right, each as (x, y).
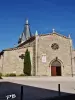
top-left (0, 20), bottom-right (75, 76)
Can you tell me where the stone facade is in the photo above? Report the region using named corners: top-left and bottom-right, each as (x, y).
top-left (36, 33), bottom-right (73, 76)
top-left (72, 50), bottom-right (75, 76)
top-left (0, 32), bottom-right (75, 76)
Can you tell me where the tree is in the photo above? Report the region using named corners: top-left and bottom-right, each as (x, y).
top-left (23, 49), bottom-right (31, 76)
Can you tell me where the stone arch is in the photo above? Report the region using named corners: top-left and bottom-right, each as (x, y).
top-left (51, 60), bottom-right (61, 67)
top-left (50, 57), bottom-right (63, 67)
top-left (49, 57), bottom-right (63, 76)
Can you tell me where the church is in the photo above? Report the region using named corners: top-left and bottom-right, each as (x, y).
top-left (0, 20), bottom-right (75, 76)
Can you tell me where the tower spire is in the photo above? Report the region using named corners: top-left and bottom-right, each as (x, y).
top-left (23, 19), bottom-right (32, 40)
top-left (18, 19), bottom-right (32, 44)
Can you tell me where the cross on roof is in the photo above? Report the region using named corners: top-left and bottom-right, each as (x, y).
top-left (52, 28), bottom-right (55, 33)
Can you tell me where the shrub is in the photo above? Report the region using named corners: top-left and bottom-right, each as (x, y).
top-left (9, 73), bottom-right (16, 76)
top-left (0, 73), bottom-right (2, 79)
top-left (18, 73), bottom-right (25, 76)
top-left (5, 74), bottom-right (9, 77)
top-left (5, 73), bottom-right (16, 77)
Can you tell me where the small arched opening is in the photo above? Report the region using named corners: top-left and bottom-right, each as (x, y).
top-left (51, 60), bottom-right (61, 76)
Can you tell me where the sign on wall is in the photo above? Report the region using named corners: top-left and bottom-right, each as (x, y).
top-left (42, 54), bottom-right (46, 63)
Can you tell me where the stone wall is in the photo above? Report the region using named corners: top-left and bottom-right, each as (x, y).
top-left (0, 47), bottom-right (33, 75)
top-left (0, 33), bottom-right (74, 76)
top-left (0, 54), bottom-right (4, 73)
top-left (72, 50), bottom-right (75, 76)
top-left (37, 33), bottom-right (72, 76)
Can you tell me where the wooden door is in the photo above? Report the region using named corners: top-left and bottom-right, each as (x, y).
top-left (51, 66), bottom-right (56, 76)
top-left (56, 67), bottom-right (61, 76)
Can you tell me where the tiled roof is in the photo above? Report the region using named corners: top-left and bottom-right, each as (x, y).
top-left (17, 36), bottom-right (35, 47)
top-left (0, 36), bottom-right (35, 55)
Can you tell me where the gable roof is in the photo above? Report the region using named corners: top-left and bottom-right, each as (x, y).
top-left (0, 36), bottom-right (35, 55)
top-left (39, 32), bottom-right (71, 39)
top-left (0, 32), bottom-right (71, 55)
top-left (17, 36), bottom-right (35, 47)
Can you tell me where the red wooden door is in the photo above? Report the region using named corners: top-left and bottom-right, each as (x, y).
top-left (51, 66), bottom-right (56, 76)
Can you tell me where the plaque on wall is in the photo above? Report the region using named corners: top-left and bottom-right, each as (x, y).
top-left (42, 55), bottom-right (46, 63)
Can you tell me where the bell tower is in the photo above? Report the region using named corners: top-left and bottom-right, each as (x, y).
top-left (18, 19), bottom-right (32, 44)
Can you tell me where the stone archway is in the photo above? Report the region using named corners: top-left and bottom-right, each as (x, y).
top-left (51, 60), bottom-right (61, 76)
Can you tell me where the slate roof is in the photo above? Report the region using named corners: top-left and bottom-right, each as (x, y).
top-left (18, 20), bottom-right (32, 44)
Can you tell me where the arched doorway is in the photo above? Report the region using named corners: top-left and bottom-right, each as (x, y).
top-left (51, 60), bottom-right (61, 76)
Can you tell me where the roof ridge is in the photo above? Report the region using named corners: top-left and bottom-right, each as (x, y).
top-left (39, 32), bottom-right (70, 39)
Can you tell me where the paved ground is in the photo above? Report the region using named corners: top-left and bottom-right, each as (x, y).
top-left (0, 76), bottom-right (75, 100)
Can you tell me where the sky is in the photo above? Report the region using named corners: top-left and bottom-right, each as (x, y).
top-left (0, 0), bottom-right (75, 50)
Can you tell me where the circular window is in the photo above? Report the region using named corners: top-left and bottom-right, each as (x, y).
top-left (51, 43), bottom-right (59, 50)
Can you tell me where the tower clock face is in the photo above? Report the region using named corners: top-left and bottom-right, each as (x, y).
top-left (51, 43), bottom-right (59, 50)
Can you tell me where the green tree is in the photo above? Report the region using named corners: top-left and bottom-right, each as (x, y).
top-left (23, 49), bottom-right (31, 76)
